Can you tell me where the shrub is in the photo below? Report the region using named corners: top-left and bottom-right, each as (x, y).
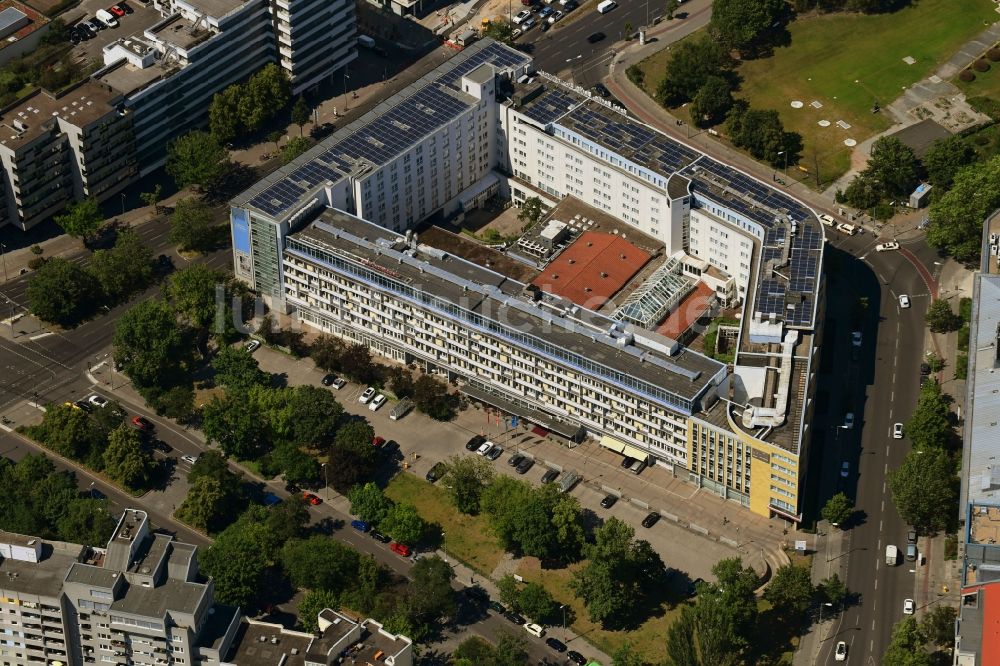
top-left (988, 48), bottom-right (1000, 62)
top-left (30, 244), bottom-right (43, 255)
top-left (626, 64), bottom-right (644, 87)
top-left (873, 203), bottom-right (895, 220)
top-left (958, 325), bottom-right (970, 351)
top-left (956, 353), bottom-right (968, 380)
top-left (959, 70), bottom-right (976, 82)
top-left (27, 256), bottom-right (46, 270)
top-left (974, 59), bottom-right (990, 73)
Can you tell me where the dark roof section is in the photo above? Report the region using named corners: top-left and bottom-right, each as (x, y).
top-left (888, 118), bottom-right (951, 159)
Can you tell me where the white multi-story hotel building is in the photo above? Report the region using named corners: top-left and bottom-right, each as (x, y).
top-left (231, 40), bottom-right (825, 521)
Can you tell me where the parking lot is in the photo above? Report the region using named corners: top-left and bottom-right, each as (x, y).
top-left (249, 344), bottom-right (784, 583)
top-left (68, 0), bottom-right (163, 64)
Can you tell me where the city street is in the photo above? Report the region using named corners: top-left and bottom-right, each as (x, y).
top-left (520, 0), bottom-right (712, 87)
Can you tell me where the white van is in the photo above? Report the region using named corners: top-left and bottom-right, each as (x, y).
top-left (357, 35), bottom-right (375, 48)
top-left (597, 0), bottom-right (616, 13)
top-left (96, 9), bottom-right (119, 27)
top-left (818, 213), bottom-right (837, 228)
top-left (836, 222), bottom-right (857, 236)
top-left (885, 544), bottom-right (898, 565)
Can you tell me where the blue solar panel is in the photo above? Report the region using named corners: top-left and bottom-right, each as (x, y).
top-left (523, 88), bottom-right (579, 124)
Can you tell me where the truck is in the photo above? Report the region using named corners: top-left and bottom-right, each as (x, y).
top-left (885, 544), bottom-right (898, 565)
top-left (597, 0), bottom-right (616, 12)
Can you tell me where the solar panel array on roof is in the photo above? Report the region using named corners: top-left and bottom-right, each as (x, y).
top-left (522, 88), bottom-right (579, 125)
top-left (437, 41), bottom-right (531, 87)
top-left (245, 40), bottom-right (530, 219)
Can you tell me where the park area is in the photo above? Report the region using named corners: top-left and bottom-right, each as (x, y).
top-left (636, 0), bottom-right (998, 187)
top-left (385, 471), bottom-right (691, 663)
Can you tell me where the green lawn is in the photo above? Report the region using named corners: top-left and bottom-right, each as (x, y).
top-left (736, 0), bottom-right (997, 186)
top-left (384, 472), bottom-right (506, 575)
top-left (635, 1), bottom-right (997, 187)
top-left (956, 60), bottom-right (1000, 103)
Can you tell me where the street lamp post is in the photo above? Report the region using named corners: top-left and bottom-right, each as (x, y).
top-left (819, 601), bottom-right (833, 625)
top-left (560, 604), bottom-right (566, 628)
top-left (322, 462), bottom-right (329, 501)
top-left (0, 242), bottom-right (7, 284)
top-left (120, 193), bottom-right (126, 216)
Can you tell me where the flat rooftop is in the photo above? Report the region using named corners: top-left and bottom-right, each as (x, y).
top-left (0, 80), bottom-right (117, 148)
top-left (111, 574), bottom-right (207, 617)
top-left (0, 538), bottom-right (85, 599)
top-left (533, 230), bottom-right (652, 309)
top-left (656, 281), bottom-right (714, 340)
top-left (149, 14), bottom-right (212, 50)
top-left (288, 209), bottom-right (725, 409)
top-left (419, 225), bottom-right (539, 283)
top-left (964, 274), bottom-right (1000, 505)
top-left (234, 40), bottom-right (531, 219)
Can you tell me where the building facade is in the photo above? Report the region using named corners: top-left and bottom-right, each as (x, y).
top-left (230, 40), bottom-right (824, 520)
top-left (0, 509), bottom-right (240, 666)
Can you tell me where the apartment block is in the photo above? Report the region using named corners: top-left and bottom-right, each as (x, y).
top-left (0, 0), bottom-right (355, 231)
top-left (0, 509), bottom-right (240, 665)
top-left (230, 40), bottom-right (824, 521)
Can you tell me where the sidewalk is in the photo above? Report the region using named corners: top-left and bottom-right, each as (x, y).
top-left (795, 521), bottom-right (848, 666)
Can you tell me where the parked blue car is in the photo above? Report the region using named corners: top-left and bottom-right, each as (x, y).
top-left (350, 519), bottom-right (370, 533)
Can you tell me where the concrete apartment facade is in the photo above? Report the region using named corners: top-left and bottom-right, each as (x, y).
top-left (230, 40), bottom-right (824, 521)
top-left (0, 509), bottom-right (240, 666)
top-left (0, 0), bottom-right (355, 231)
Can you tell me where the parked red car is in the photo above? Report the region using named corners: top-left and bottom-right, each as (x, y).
top-left (390, 542), bottom-right (411, 557)
top-left (302, 492), bottom-right (322, 506)
top-left (130, 415), bottom-right (152, 432)
top-left (372, 436), bottom-right (386, 448)
top-left (108, 5), bottom-right (125, 15)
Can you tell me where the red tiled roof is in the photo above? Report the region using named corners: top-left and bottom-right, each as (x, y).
top-left (656, 281), bottom-right (713, 340)
top-left (531, 231), bottom-right (651, 309)
top-left (984, 583), bottom-right (1000, 665)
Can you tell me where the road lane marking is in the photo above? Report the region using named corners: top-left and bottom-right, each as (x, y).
top-left (28, 332), bottom-right (52, 341)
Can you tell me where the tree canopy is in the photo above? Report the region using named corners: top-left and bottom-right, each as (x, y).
top-left (925, 299), bottom-right (962, 333)
top-left (166, 130), bottom-right (230, 192)
top-left (709, 0), bottom-right (785, 54)
top-left (889, 448), bottom-right (957, 533)
top-left (54, 197), bottom-right (102, 240)
top-left (102, 424), bottom-right (155, 490)
top-left (656, 36), bottom-right (735, 106)
top-left (348, 482), bottom-right (394, 524)
top-left (26, 257), bottom-right (100, 327)
top-left (923, 136), bottom-right (976, 190)
top-left (442, 454), bottom-right (494, 514)
top-left (725, 103), bottom-right (801, 166)
top-left (906, 379), bottom-right (952, 451)
top-left (89, 229), bottom-right (154, 302)
top-left (113, 299), bottom-right (190, 389)
top-left (169, 198), bottom-right (219, 253)
top-left (927, 155), bottom-right (1000, 262)
top-left (821, 492), bottom-right (855, 527)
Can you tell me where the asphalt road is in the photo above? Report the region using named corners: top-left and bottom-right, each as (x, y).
top-left (813, 231), bottom-right (941, 664)
top-left (520, 0), bottom-right (711, 88)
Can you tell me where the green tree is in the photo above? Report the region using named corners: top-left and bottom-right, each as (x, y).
top-left (139, 184), bottom-right (162, 214)
top-left (865, 136), bottom-right (922, 199)
top-left (281, 136), bottom-right (313, 164)
top-left (518, 582), bottom-right (556, 623)
top-left (284, 385), bottom-right (343, 446)
top-left (665, 0), bottom-right (680, 19)
top-left (549, 490), bottom-right (586, 561)
top-left (267, 130), bottom-right (283, 152)
top-left (311, 335), bottom-right (344, 372)
top-left (496, 573), bottom-right (522, 610)
top-left (664, 606), bottom-right (700, 666)
top-left (612, 642), bottom-right (645, 666)
top-left (88, 229), bottom-right (154, 302)
top-left (200, 519), bottom-right (271, 607)
top-left (569, 517), bottom-right (664, 627)
top-left (202, 394), bottom-right (270, 460)
top-left (726, 104), bottom-right (800, 166)
top-left (452, 636), bottom-right (497, 664)
top-left (763, 564), bottom-right (814, 619)
top-left (239, 64), bottom-right (291, 133)
top-left (690, 75), bottom-right (733, 127)
top-left (818, 573), bottom-right (847, 608)
top-left (298, 589), bottom-right (339, 632)
top-left (166, 130), bottom-right (230, 192)
top-left (923, 136), bottom-right (975, 190)
top-left (517, 196), bottom-right (544, 227)
top-left (26, 257), bottom-right (99, 326)
top-left (494, 632), bottom-right (528, 666)
top-left (56, 498), bottom-right (115, 546)
top-left (407, 555), bottom-right (456, 623)
top-left (925, 299), bottom-right (962, 333)
top-left (281, 535), bottom-right (361, 593)
top-left (413, 374), bottom-right (454, 420)
top-left (348, 482), bottom-right (395, 524)
top-left (54, 197), bottom-right (102, 240)
top-left (656, 35), bottom-right (734, 105)
top-left (482, 18), bottom-right (517, 45)
top-left (270, 441), bottom-right (319, 483)
top-left (102, 424), bottom-right (155, 490)
top-left (339, 343), bottom-right (378, 384)
top-left (842, 170), bottom-right (882, 210)
top-left (165, 264), bottom-right (225, 338)
top-left (212, 346), bottom-right (269, 391)
top-left (381, 502), bottom-right (425, 545)
top-left (326, 420), bottom-right (378, 492)
top-left (442, 455), bottom-right (494, 514)
top-left (906, 379), bottom-right (952, 451)
top-left (113, 299), bottom-right (189, 389)
top-left (29, 403), bottom-right (104, 461)
top-left (889, 449), bottom-right (957, 533)
top-left (291, 96), bottom-right (311, 135)
top-left (709, 0), bottom-right (785, 54)
top-left (821, 492), bottom-right (855, 526)
top-left (178, 475), bottom-right (227, 531)
top-left (387, 367), bottom-right (415, 399)
top-left (927, 155), bottom-right (1000, 262)
top-left (208, 86), bottom-right (243, 145)
top-left (169, 198), bottom-right (218, 252)
top-left (920, 604), bottom-right (957, 647)
top-left (883, 616), bottom-right (932, 666)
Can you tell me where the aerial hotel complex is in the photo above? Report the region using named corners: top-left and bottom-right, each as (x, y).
top-left (231, 40), bottom-right (825, 521)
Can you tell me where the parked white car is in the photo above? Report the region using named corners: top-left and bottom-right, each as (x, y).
top-left (369, 394), bottom-right (387, 411)
top-left (524, 622), bottom-right (545, 638)
top-left (903, 598), bottom-right (915, 615)
top-left (359, 387), bottom-right (376, 404)
top-left (876, 241), bottom-right (900, 252)
top-left (898, 294), bottom-right (910, 308)
top-left (88, 394), bottom-right (109, 409)
top-left (834, 641), bottom-right (847, 661)
top-left (181, 454), bottom-right (199, 466)
top-left (512, 9), bottom-right (530, 24)
top-left (476, 441), bottom-right (494, 456)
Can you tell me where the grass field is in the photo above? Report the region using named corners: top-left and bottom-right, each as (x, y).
top-left (636, 0), bottom-right (997, 187)
top-left (956, 62), bottom-right (1000, 103)
top-left (385, 472), bottom-right (507, 575)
